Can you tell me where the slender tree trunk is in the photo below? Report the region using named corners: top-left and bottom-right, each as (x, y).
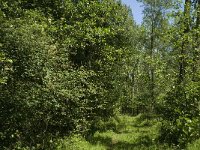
top-left (178, 0), bottom-right (191, 83)
top-left (197, 0), bottom-right (200, 27)
top-left (149, 2), bottom-right (155, 112)
top-left (192, 0), bottom-right (200, 81)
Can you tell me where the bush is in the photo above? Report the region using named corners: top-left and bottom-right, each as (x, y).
top-left (159, 83), bottom-right (200, 148)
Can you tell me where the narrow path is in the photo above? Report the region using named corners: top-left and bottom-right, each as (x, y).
top-left (90, 115), bottom-right (172, 150)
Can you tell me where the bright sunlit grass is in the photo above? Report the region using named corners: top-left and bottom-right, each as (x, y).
top-left (55, 114), bottom-right (176, 150)
top-left (187, 138), bottom-right (200, 150)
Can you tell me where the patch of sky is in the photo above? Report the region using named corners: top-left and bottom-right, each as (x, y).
top-left (121, 0), bottom-right (144, 25)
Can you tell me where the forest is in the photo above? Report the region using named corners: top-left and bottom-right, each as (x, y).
top-left (0, 0), bottom-right (199, 149)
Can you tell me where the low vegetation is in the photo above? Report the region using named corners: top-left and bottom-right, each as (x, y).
top-left (52, 115), bottom-right (174, 150)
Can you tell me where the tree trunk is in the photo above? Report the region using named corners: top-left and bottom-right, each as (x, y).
top-left (192, 0), bottom-right (200, 81)
top-left (178, 0), bottom-right (191, 83)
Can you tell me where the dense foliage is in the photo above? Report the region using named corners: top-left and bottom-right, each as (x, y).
top-left (0, 0), bottom-right (199, 149)
top-left (0, 0), bottom-right (136, 149)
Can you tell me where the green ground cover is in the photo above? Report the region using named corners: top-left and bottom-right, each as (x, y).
top-left (54, 114), bottom-right (176, 150)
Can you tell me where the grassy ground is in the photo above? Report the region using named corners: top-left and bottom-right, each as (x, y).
top-left (187, 139), bottom-right (200, 150)
top-left (89, 115), bottom-right (173, 150)
top-left (55, 114), bottom-right (199, 150)
top-left (55, 114), bottom-right (174, 150)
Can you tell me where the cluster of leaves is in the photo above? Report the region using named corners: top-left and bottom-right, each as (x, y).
top-left (158, 82), bottom-right (200, 147)
top-left (0, 0), bottom-right (136, 149)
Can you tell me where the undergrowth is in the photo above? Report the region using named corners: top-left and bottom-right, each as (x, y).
top-left (53, 114), bottom-right (176, 150)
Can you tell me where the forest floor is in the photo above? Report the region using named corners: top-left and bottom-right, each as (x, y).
top-left (88, 115), bottom-right (173, 150)
top-left (56, 114), bottom-right (175, 150)
top-left (56, 114), bottom-right (200, 150)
